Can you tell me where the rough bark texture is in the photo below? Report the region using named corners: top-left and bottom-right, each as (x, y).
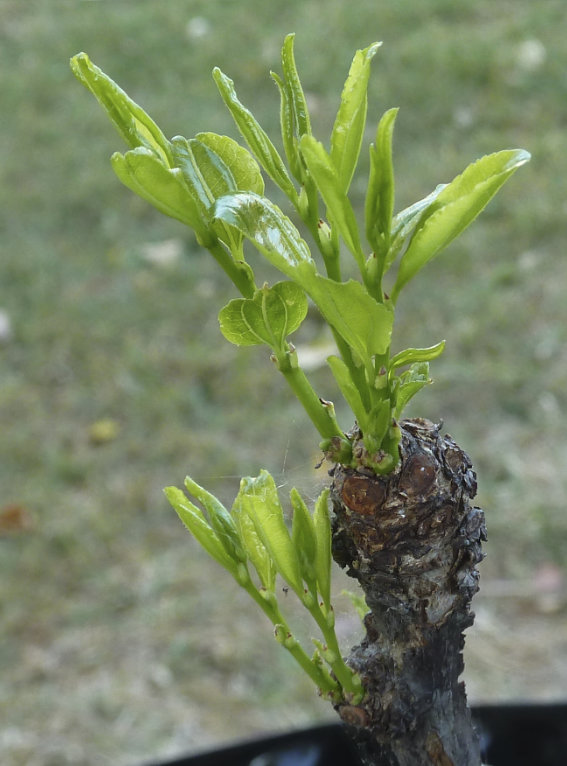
top-left (330, 418), bottom-right (486, 766)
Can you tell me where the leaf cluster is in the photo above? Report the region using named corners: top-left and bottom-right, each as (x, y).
top-left (71, 39), bottom-right (529, 472)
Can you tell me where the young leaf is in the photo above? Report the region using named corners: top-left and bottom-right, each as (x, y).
top-left (290, 488), bottom-right (318, 586)
top-left (212, 192), bottom-right (316, 283)
top-left (232, 498), bottom-right (276, 590)
top-left (313, 489), bottom-right (332, 607)
top-left (365, 107), bottom-right (398, 256)
top-left (70, 53), bottom-right (173, 166)
top-left (390, 340), bottom-right (446, 370)
top-left (387, 184), bottom-right (447, 269)
top-left (111, 148), bottom-right (207, 237)
top-left (307, 277), bottom-right (393, 365)
top-left (218, 298), bottom-right (267, 346)
top-left (271, 71), bottom-right (302, 182)
top-left (331, 42), bottom-right (381, 194)
top-left (299, 135), bottom-right (366, 270)
top-left (326, 355), bottom-right (369, 432)
top-left (164, 486), bottom-right (238, 573)
top-left (196, 132), bottom-right (265, 196)
top-left (184, 476), bottom-right (246, 563)
top-left (236, 470), bottom-right (304, 595)
top-left (392, 149), bottom-right (531, 300)
top-left (281, 34), bottom-right (312, 140)
top-left (213, 68), bottom-right (298, 202)
top-left (392, 362), bottom-right (431, 419)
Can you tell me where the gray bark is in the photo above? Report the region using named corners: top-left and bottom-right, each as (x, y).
top-left (330, 418), bottom-right (486, 766)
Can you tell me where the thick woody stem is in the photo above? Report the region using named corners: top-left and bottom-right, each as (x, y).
top-left (330, 418), bottom-right (486, 766)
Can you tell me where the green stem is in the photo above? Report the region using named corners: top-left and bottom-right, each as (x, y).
top-left (275, 346), bottom-right (345, 441)
top-left (310, 600), bottom-right (363, 697)
top-left (244, 583), bottom-right (341, 696)
top-left (206, 238), bottom-right (255, 298)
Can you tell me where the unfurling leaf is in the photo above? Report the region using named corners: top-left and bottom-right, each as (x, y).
top-left (290, 488), bottom-right (318, 586)
top-left (70, 52), bottom-right (173, 166)
top-left (390, 340), bottom-right (446, 370)
top-left (365, 107), bottom-right (398, 258)
top-left (313, 489), bottom-right (332, 608)
top-left (235, 470), bottom-right (304, 595)
top-left (232, 497), bottom-right (276, 590)
top-left (213, 67), bottom-right (298, 202)
top-left (392, 362), bottom-right (432, 419)
top-left (392, 149), bottom-right (531, 300)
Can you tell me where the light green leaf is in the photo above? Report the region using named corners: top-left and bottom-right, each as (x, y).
top-left (393, 149), bottom-right (531, 300)
top-left (236, 470), bottom-right (304, 595)
top-left (232, 497), bottom-right (276, 590)
top-left (196, 132), bottom-right (265, 195)
top-left (326, 356), bottom-right (369, 432)
top-left (365, 108), bottom-right (398, 256)
top-left (218, 281), bottom-right (308, 349)
top-left (271, 71), bottom-right (302, 182)
top-left (393, 362), bottom-right (431, 419)
top-left (213, 67), bottom-right (298, 202)
top-left (164, 486), bottom-right (238, 573)
top-left (331, 42), bottom-right (381, 194)
top-left (313, 489), bottom-right (332, 607)
top-left (299, 135), bottom-right (366, 269)
top-left (111, 148), bottom-right (206, 235)
top-left (308, 277), bottom-right (393, 364)
top-left (212, 192), bottom-right (316, 282)
top-left (281, 34), bottom-right (312, 140)
top-left (184, 476), bottom-right (246, 563)
top-left (70, 53), bottom-right (173, 166)
top-left (290, 488), bottom-right (318, 586)
top-left (390, 340), bottom-right (446, 370)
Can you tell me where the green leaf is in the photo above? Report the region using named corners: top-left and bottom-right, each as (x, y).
top-left (331, 42), bottom-right (381, 194)
top-left (232, 498), bottom-right (276, 590)
top-left (365, 107), bottom-right (398, 256)
top-left (299, 135), bottom-right (366, 270)
top-left (196, 132), bottom-right (265, 195)
top-left (236, 470), bottom-right (304, 595)
top-left (313, 489), bottom-right (332, 607)
top-left (308, 277), bottom-right (393, 365)
top-left (271, 71), bottom-right (302, 182)
top-left (213, 67), bottom-right (298, 202)
top-left (390, 340), bottom-right (446, 370)
top-left (290, 488), bottom-right (318, 586)
top-left (184, 476), bottom-right (246, 563)
top-left (393, 362), bottom-right (431, 419)
top-left (326, 355), bottom-right (369, 432)
top-left (387, 184), bottom-right (446, 270)
top-left (281, 34), bottom-right (312, 140)
top-left (212, 192), bottom-right (316, 282)
top-left (164, 486), bottom-right (238, 573)
top-left (70, 53), bottom-right (173, 166)
top-left (392, 149), bottom-right (531, 300)
top-left (111, 148), bottom-right (206, 235)
top-left (219, 280), bottom-right (308, 349)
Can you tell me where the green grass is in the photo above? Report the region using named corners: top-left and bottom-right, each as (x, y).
top-left (1, 1), bottom-right (567, 763)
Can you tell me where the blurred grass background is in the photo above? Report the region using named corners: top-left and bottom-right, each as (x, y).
top-left (1, 0), bottom-right (566, 763)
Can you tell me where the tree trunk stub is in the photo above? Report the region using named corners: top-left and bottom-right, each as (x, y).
top-left (330, 418), bottom-right (486, 766)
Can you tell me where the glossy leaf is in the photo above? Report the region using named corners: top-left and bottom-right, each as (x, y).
top-left (213, 67), bottom-right (298, 202)
top-left (390, 340), bottom-right (446, 370)
top-left (313, 489), bottom-right (332, 607)
top-left (70, 52), bottom-right (173, 166)
top-left (271, 71), bottom-right (302, 182)
top-left (184, 476), bottom-right (246, 563)
top-left (393, 149), bottom-right (531, 300)
top-left (236, 471), bottom-right (304, 595)
top-left (290, 488), bottom-right (318, 586)
top-left (365, 108), bottom-right (398, 256)
top-left (212, 192), bottom-right (316, 282)
top-left (196, 132), bottom-right (264, 195)
top-left (111, 148), bottom-right (206, 235)
top-left (164, 486), bottom-right (238, 573)
top-left (299, 135), bottom-right (366, 269)
top-left (331, 42), bottom-right (381, 194)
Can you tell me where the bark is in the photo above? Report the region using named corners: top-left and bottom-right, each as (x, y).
top-left (330, 418), bottom-right (486, 766)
